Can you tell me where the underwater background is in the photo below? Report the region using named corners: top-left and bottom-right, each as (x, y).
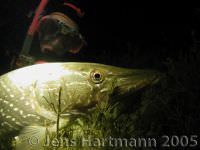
top-left (0, 1), bottom-right (200, 150)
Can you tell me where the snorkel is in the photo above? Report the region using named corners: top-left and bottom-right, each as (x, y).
top-left (22, 0), bottom-right (49, 56)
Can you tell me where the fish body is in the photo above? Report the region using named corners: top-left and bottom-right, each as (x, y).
top-left (0, 62), bottom-right (160, 149)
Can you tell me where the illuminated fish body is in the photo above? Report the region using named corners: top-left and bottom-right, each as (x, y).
top-left (0, 62), bottom-right (160, 149)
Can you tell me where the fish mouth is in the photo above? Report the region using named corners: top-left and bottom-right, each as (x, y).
top-left (115, 70), bottom-right (162, 96)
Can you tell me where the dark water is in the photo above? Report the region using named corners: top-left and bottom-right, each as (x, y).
top-left (0, 1), bottom-right (200, 149)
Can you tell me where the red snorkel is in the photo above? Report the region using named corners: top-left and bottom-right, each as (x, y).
top-left (21, 0), bottom-right (49, 56)
top-left (10, 0), bottom-right (49, 69)
top-left (28, 0), bottom-right (49, 35)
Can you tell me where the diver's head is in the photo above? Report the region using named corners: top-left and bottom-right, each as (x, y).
top-left (38, 2), bottom-right (85, 57)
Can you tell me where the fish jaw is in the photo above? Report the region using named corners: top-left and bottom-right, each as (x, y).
top-left (114, 69), bottom-right (161, 96)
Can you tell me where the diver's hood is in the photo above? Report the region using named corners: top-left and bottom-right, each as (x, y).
top-left (38, 12), bottom-right (84, 55)
top-left (39, 12), bottom-right (79, 36)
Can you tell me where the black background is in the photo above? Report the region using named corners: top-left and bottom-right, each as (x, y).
top-left (0, 1), bottom-right (199, 73)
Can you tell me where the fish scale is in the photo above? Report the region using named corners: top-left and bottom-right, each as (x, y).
top-left (0, 62), bottom-right (160, 149)
top-left (0, 80), bottom-right (42, 132)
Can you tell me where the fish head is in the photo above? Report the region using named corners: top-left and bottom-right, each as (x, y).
top-left (58, 63), bottom-right (161, 114)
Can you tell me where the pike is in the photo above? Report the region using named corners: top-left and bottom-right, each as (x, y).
top-left (0, 62), bottom-right (161, 149)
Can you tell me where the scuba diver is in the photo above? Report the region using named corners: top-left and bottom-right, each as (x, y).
top-left (13, 0), bottom-right (85, 68)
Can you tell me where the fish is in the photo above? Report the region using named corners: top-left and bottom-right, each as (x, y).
top-left (0, 62), bottom-right (161, 149)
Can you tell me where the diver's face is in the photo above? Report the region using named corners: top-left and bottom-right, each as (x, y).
top-left (38, 18), bottom-right (67, 56)
top-left (40, 35), bottom-right (67, 56)
top-left (38, 16), bottom-right (83, 57)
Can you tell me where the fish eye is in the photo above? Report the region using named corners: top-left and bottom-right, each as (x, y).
top-left (90, 70), bottom-right (104, 83)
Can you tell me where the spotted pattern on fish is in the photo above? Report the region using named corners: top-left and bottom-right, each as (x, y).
top-left (0, 78), bottom-right (43, 132)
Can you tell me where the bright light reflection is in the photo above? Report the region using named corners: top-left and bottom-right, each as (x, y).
top-left (8, 63), bottom-right (72, 87)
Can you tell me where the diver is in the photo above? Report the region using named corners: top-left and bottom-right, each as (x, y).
top-left (13, 0), bottom-right (85, 68)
